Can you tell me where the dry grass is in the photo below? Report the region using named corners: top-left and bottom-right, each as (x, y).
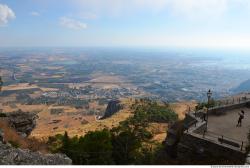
top-left (30, 99), bottom-right (197, 144)
top-left (2, 83), bottom-right (38, 91)
top-left (0, 119), bottom-right (48, 153)
top-left (148, 123), bottom-right (168, 142)
top-left (30, 98), bottom-right (133, 139)
top-left (0, 119), bottom-right (28, 147)
top-left (170, 101), bottom-right (197, 120)
top-left (0, 96), bottom-right (197, 145)
top-left (40, 88), bottom-right (59, 92)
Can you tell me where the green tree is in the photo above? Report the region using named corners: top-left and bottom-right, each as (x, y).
top-left (111, 129), bottom-right (142, 164)
top-left (131, 99), bottom-right (178, 123)
top-left (52, 130), bottom-right (114, 165)
top-left (195, 99), bottom-right (217, 111)
top-left (111, 106), bottom-right (153, 165)
top-left (77, 129), bottom-right (113, 165)
top-left (61, 131), bottom-right (70, 154)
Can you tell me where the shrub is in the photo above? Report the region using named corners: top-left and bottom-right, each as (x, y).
top-left (132, 99), bottom-right (178, 123)
top-left (0, 113), bottom-right (7, 117)
top-left (195, 99), bottom-right (218, 111)
top-left (8, 140), bottom-right (20, 148)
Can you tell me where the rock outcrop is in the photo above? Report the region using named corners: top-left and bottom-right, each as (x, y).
top-left (6, 110), bottom-right (38, 137)
top-left (101, 100), bottom-right (123, 119)
top-left (0, 142), bottom-right (72, 165)
top-left (0, 130), bottom-right (72, 165)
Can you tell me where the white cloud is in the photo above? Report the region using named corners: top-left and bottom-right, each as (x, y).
top-left (30, 11), bottom-right (40, 16)
top-left (39, 0), bottom-right (250, 19)
top-left (0, 4), bottom-right (15, 26)
top-left (73, 0), bottom-right (244, 19)
top-left (60, 17), bottom-right (87, 30)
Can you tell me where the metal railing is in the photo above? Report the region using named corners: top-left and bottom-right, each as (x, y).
top-left (214, 96), bottom-right (250, 108)
top-left (192, 96), bottom-right (250, 118)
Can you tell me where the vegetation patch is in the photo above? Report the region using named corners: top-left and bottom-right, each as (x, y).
top-left (131, 99), bottom-right (178, 123)
top-left (0, 113), bottom-right (7, 118)
top-left (46, 99), bottom-right (178, 165)
top-left (8, 140), bottom-right (20, 148)
top-left (195, 99), bottom-right (218, 111)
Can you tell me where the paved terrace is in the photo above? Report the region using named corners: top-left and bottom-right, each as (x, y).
top-left (207, 107), bottom-right (250, 143)
top-left (184, 99), bottom-right (250, 152)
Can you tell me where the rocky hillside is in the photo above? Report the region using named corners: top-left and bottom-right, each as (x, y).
top-left (0, 111), bottom-right (72, 165)
top-left (0, 142), bottom-right (72, 165)
top-left (0, 98), bottom-right (197, 165)
top-left (0, 113), bottom-right (72, 165)
top-left (30, 98), bottom-right (196, 142)
top-left (0, 130), bottom-right (72, 165)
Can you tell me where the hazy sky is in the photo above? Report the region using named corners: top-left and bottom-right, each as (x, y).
top-left (1, 0), bottom-right (250, 48)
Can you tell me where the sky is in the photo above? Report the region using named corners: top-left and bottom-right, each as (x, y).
top-left (1, 0), bottom-right (250, 48)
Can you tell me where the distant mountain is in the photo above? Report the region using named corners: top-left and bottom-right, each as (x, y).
top-left (232, 79), bottom-right (250, 93)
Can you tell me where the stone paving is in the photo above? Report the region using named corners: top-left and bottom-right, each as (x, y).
top-left (207, 107), bottom-right (250, 143)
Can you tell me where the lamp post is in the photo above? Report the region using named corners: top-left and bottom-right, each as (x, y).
top-left (206, 89), bottom-right (212, 131)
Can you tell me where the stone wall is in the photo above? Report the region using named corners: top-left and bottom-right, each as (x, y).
top-left (178, 132), bottom-right (246, 162)
top-left (208, 101), bottom-right (249, 116)
top-left (193, 123), bottom-right (206, 134)
top-left (246, 153), bottom-right (250, 165)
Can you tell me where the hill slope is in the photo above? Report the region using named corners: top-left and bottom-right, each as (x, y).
top-left (232, 79), bottom-right (250, 93)
top-left (30, 98), bottom-right (196, 143)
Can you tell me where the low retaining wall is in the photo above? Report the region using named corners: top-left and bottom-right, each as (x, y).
top-left (246, 153), bottom-right (250, 165)
top-left (178, 132), bottom-right (246, 162)
top-left (208, 101), bottom-right (250, 116)
top-left (193, 123), bottom-right (206, 134)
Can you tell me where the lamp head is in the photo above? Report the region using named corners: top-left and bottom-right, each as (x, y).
top-left (207, 89), bottom-right (212, 99)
